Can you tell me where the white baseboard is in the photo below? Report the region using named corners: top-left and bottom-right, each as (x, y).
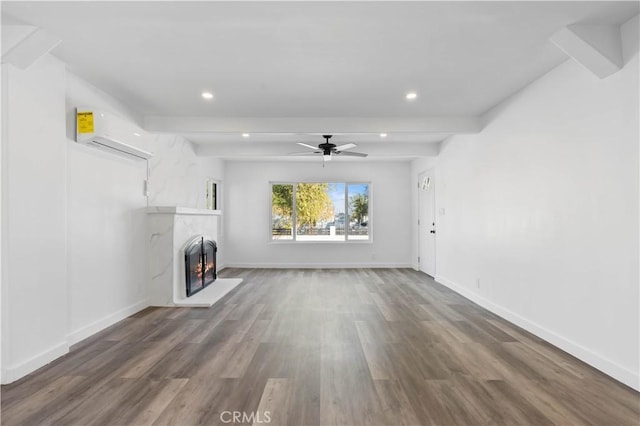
top-left (66, 299), bottom-right (149, 346)
top-left (1, 341), bottom-right (69, 385)
top-left (435, 274), bottom-right (640, 391)
top-left (2, 300), bottom-right (149, 384)
top-left (223, 262), bottom-right (413, 269)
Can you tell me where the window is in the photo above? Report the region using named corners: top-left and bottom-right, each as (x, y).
top-left (271, 182), bottom-right (370, 242)
top-left (205, 179), bottom-right (219, 210)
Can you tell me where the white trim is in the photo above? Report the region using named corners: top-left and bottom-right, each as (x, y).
top-left (224, 262), bottom-right (412, 269)
top-left (435, 274), bottom-right (640, 391)
top-left (3, 299), bottom-right (149, 384)
top-left (1, 341), bottom-right (69, 385)
top-left (268, 239), bottom-right (372, 245)
top-left (269, 181), bottom-right (372, 243)
top-left (66, 299), bottom-right (148, 346)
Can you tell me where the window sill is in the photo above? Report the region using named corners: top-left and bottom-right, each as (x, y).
top-left (268, 239), bottom-right (373, 245)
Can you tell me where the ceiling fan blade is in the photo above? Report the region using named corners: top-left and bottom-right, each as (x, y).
top-left (297, 142), bottom-right (319, 150)
top-left (288, 151), bottom-right (321, 156)
top-left (292, 137), bottom-right (367, 160)
top-left (334, 143), bottom-right (357, 151)
top-left (335, 151), bottom-right (368, 157)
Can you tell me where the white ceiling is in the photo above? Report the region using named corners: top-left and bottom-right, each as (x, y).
top-left (2, 1), bottom-right (638, 159)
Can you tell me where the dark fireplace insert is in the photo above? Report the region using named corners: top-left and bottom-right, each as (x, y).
top-left (184, 237), bottom-right (217, 297)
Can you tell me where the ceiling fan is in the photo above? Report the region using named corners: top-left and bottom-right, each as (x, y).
top-left (288, 135), bottom-right (368, 161)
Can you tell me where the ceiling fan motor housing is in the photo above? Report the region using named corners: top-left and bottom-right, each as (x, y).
top-left (319, 142), bottom-right (336, 155)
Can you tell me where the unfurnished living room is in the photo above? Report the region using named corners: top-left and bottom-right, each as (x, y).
top-left (1, 1), bottom-right (639, 425)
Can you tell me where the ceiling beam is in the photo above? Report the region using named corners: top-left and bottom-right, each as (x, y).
top-left (195, 141), bottom-right (439, 158)
top-left (550, 24), bottom-right (622, 79)
top-left (2, 25), bottom-right (37, 56)
top-left (1, 26), bottom-right (61, 70)
top-left (144, 116), bottom-right (482, 134)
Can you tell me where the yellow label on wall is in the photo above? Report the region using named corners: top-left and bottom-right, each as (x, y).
top-left (77, 111), bottom-right (94, 133)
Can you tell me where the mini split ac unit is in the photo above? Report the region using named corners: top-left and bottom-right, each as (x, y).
top-left (75, 108), bottom-right (153, 160)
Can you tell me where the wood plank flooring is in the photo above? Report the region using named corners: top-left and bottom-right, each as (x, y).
top-left (2, 268), bottom-right (638, 425)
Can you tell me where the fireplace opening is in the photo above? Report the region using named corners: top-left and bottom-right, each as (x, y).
top-left (185, 237), bottom-right (217, 297)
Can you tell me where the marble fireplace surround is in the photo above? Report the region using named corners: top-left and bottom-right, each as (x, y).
top-left (147, 206), bottom-right (242, 307)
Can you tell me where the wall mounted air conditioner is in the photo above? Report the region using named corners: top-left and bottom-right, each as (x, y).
top-left (75, 108), bottom-right (153, 160)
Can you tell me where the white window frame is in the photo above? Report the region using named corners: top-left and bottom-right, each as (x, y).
top-left (269, 181), bottom-right (372, 243)
top-left (205, 178), bottom-right (221, 211)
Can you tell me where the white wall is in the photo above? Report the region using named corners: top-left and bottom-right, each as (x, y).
top-left (1, 56), bottom-right (69, 382)
top-left (223, 160), bottom-right (412, 267)
top-left (148, 134), bottom-right (224, 209)
top-left (1, 61), bottom-right (225, 383)
top-left (413, 16), bottom-right (639, 389)
top-left (65, 73), bottom-right (150, 345)
top-left (65, 74), bottom-right (226, 345)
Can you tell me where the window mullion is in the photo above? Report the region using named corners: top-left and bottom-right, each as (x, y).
top-left (292, 183), bottom-right (297, 241)
top-left (344, 184), bottom-right (349, 240)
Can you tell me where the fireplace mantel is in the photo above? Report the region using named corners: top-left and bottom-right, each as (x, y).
top-left (146, 206), bottom-right (241, 307)
top-left (147, 206), bottom-right (221, 216)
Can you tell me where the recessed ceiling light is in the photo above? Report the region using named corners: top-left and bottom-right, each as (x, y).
top-left (405, 92), bottom-right (417, 100)
top-left (201, 92), bottom-right (214, 100)
top-left (380, 133), bottom-right (388, 138)
top-left (242, 133), bottom-right (250, 138)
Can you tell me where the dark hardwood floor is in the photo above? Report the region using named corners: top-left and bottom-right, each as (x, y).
top-left (2, 268), bottom-right (638, 425)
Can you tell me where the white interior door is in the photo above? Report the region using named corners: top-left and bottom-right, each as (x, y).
top-left (418, 169), bottom-right (436, 277)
